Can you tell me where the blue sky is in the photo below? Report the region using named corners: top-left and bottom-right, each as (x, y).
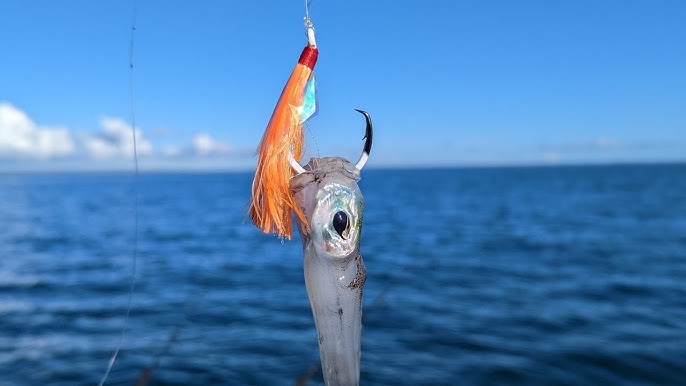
top-left (1, 0), bottom-right (684, 171)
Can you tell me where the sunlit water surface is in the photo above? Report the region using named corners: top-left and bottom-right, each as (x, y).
top-left (1, 164), bottom-right (685, 385)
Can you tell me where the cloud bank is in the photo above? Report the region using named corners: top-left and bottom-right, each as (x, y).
top-left (192, 133), bottom-right (230, 156)
top-left (83, 117), bottom-right (153, 158)
top-left (0, 102), bottom-right (248, 171)
top-left (0, 102), bottom-right (74, 159)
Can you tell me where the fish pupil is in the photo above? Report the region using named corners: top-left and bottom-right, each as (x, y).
top-left (332, 211), bottom-right (349, 239)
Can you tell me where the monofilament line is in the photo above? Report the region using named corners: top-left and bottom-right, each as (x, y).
top-left (304, 0), bottom-right (312, 20)
top-left (98, 1), bottom-right (139, 385)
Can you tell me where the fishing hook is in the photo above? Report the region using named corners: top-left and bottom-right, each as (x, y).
top-left (289, 110), bottom-right (374, 174)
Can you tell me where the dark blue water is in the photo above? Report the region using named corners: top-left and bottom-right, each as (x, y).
top-left (1, 164), bottom-right (685, 385)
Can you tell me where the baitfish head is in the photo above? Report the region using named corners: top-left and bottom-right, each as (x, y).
top-left (289, 110), bottom-right (372, 386)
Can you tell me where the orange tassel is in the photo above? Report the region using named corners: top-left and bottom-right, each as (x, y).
top-left (249, 45), bottom-right (318, 239)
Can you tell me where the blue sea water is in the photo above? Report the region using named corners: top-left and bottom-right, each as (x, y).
top-left (1, 164), bottom-right (685, 385)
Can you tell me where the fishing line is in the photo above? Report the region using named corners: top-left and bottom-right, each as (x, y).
top-left (98, 1), bottom-right (139, 384)
top-left (304, 0), bottom-right (312, 20)
top-left (305, 124), bottom-right (321, 159)
top-left (303, 0), bottom-right (320, 158)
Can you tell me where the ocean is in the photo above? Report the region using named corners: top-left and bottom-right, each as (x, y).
top-left (1, 164), bottom-right (685, 385)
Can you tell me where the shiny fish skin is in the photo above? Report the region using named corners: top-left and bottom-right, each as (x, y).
top-left (291, 157), bottom-right (367, 386)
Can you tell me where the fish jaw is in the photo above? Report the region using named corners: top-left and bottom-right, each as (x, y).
top-left (303, 240), bottom-right (366, 386)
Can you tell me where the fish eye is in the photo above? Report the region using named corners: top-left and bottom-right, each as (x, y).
top-left (332, 211), bottom-right (349, 239)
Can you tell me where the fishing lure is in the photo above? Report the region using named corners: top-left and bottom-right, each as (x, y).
top-left (248, 15), bottom-right (319, 239)
top-left (248, 4), bottom-right (374, 385)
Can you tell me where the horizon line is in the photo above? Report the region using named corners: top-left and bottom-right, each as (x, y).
top-left (1, 159), bottom-right (684, 175)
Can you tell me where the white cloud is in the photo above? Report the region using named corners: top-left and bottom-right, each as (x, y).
top-left (0, 102), bottom-right (74, 159)
top-left (0, 102), bottom-right (250, 171)
top-left (192, 133), bottom-right (230, 156)
top-left (84, 117), bottom-right (152, 158)
top-left (162, 145), bottom-right (180, 157)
